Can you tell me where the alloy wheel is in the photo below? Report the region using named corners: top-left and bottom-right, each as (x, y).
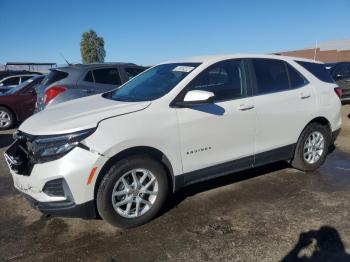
top-left (303, 131), bottom-right (325, 164)
top-left (0, 110), bottom-right (11, 128)
top-left (111, 168), bottom-right (158, 218)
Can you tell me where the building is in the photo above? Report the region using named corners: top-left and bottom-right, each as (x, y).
top-left (275, 39), bottom-right (350, 62)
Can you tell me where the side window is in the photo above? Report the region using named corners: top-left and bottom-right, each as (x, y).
top-left (2, 76), bottom-right (20, 86)
top-left (186, 60), bottom-right (246, 101)
top-left (84, 71), bottom-right (94, 82)
top-left (252, 59), bottom-right (289, 95)
top-left (286, 64), bottom-right (308, 89)
top-left (296, 61), bottom-right (335, 83)
top-left (92, 68), bottom-right (121, 85)
top-left (125, 68), bottom-right (145, 80)
top-left (21, 76), bottom-right (32, 83)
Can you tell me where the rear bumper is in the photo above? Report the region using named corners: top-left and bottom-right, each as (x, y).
top-left (341, 89), bottom-right (350, 104)
top-left (22, 192), bottom-right (96, 219)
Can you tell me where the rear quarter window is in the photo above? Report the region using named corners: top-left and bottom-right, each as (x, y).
top-left (296, 61), bottom-right (335, 83)
top-left (286, 64), bottom-right (308, 88)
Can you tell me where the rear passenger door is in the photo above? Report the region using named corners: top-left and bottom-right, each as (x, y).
top-left (80, 67), bottom-right (122, 94)
top-left (249, 59), bottom-right (317, 162)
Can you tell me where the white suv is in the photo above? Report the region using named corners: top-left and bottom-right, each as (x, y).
top-left (5, 54), bottom-right (342, 228)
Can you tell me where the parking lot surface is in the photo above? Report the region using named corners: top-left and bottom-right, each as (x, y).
top-left (1, 105), bottom-right (350, 262)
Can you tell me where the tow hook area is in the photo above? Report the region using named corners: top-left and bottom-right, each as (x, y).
top-left (14, 181), bottom-right (40, 194)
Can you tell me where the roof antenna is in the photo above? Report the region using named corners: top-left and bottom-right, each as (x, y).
top-left (59, 52), bottom-right (71, 65)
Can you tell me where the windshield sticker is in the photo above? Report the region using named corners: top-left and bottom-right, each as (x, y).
top-left (173, 66), bottom-right (195, 73)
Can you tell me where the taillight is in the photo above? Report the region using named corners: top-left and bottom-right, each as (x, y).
top-left (44, 86), bottom-right (67, 104)
top-left (334, 87), bottom-right (343, 98)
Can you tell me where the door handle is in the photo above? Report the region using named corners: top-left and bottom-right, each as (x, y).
top-left (299, 93), bottom-right (311, 99)
top-left (237, 104), bottom-right (255, 111)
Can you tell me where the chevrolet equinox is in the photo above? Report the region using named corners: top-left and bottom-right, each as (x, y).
top-left (5, 54), bottom-right (342, 228)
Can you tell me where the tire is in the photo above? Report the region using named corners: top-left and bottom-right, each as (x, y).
top-left (0, 106), bottom-right (15, 130)
top-left (97, 156), bottom-right (169, 228)
top-left (291, 123), bottom-right (331, 172)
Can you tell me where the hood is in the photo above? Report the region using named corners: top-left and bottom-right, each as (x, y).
top-left (20, 94), bottom-right (151, 135)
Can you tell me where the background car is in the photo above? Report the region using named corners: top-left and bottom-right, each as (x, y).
top-left (36, 63), bottom-right (148, 111)
top-left (0, 70), bottom-right (42, 81)
top-left (0, 75), bottom-right (44, 130)
top-left (0, 74), bottom-right (40, 91)
top-left (325, 62), bottom-right (350, 104)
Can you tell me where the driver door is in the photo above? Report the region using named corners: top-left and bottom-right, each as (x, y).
top-left (175, 59), bottom-right (256, 175)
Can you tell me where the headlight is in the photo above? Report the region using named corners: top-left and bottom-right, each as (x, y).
top-left (31, 128), bottom-right (95, 163)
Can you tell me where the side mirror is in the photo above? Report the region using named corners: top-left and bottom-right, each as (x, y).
top-left (175, 90), bottom-right (215, 107)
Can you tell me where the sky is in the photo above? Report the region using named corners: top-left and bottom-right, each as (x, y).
top-left (0, 0), bottom-right (349, 66)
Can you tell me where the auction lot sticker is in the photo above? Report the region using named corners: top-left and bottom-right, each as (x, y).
top-left (173, 66), bottom-right (195, 73)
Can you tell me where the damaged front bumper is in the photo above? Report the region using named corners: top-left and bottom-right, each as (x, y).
top-left (4, 138), bottom-right (108, 218)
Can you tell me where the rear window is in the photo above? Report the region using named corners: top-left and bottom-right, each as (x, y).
top-left (296, 61), bottom-right (335, 83)
top-left (41, 70), bottom-right (69, 87)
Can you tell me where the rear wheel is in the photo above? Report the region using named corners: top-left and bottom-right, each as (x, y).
top-left (291, 123), bottom-right (331, 171)
top-left (0, 107), bottom-right (14, 130)
top-left (97, 156), bottom-right (168, 228)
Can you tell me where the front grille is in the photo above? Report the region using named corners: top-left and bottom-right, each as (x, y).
top-left (5, 131), bottom-right (36, 176)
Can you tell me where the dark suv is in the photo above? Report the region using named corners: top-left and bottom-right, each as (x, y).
top-left (36, 63), bottom-right (147, 111)
top-left (325, 62), bottom-right (350, 104)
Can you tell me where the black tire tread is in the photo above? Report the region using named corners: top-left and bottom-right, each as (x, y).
top-left (291, 123), bottom-right (331, 172)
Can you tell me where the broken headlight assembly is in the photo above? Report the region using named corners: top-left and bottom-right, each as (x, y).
top-left (30, 128), bottom-right (95, 163)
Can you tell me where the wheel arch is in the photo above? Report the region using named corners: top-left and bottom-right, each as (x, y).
top-left (305, 116), bottom-right (332, 132)
top-left (292, 116), bottom-right (333, 159)
top-left (94, 146), bottom-right (175, 201)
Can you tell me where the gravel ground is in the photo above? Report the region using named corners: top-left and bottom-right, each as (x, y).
top-left (0, 105), bottom-right (349, 262)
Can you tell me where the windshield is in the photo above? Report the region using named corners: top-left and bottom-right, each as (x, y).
top-left (104, 63), bottom-right (200, 102)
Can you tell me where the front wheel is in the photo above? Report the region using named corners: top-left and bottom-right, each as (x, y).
top-left (291, 123), bottom-right (331, 171)
top-left (97, 156), bottom-right (168, 228)
top-left (0, 107), bottom-right (14, 130)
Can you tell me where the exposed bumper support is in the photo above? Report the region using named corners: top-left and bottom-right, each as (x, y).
top-left (22, 193), bottom-right (97, 219)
